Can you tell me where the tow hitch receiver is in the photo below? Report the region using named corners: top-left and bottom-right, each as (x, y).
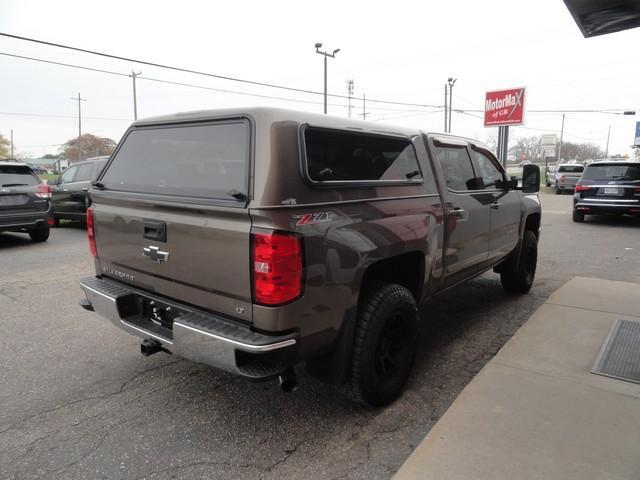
top-left (140, 338), bottom-right (166, 356)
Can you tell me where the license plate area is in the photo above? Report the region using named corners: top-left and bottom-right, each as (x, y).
top-left (119, 294), bottom-right (190, 341)
top-left (603, 187), bottom-right (621, 195)
top-left (0, 194), bottom-right (29, 206)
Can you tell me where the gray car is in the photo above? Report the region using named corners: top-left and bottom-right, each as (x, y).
top-left (79, 107), bottom-right (541, 406)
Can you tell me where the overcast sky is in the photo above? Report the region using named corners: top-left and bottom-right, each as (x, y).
top-left (1, 0), bottom-right (639, 159)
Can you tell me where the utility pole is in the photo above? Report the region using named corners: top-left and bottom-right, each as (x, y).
top-left (314, 43), bottom-right (340, 114)
top-left (346, 80), bottom-right (355, 118)
top-left (70, 92), bottom-right (86, 138)
top-left (130, 70), bottom-right (142, 120)
top-left (447, 77), bottom-right (457, 133)
top-left (10, 129), bottom-right (14, 160)
top-left (557, 113), bottom-right (565, 163)
top-left (444, 84), bottom-right (448, 132)
top-left (605, 125), bottom-right (611, 159)
top-left (362, 93), bottom-right (367, 120)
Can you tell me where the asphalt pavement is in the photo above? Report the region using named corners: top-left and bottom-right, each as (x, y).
top-left (1, 195), bottom-right (639, 480)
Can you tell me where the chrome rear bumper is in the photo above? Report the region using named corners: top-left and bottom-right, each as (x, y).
top-left (80, 276), bottom-right (297, 379)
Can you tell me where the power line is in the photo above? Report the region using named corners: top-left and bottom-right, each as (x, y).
top-left (0, 50), bottom-right (430, 114)
top-left (0, 111), bottom-right (130, 121)
top-left (0, 31), bottom-right (443, 108)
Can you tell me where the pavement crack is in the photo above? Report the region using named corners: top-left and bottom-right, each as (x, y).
top-left (0, 359), bottom-right (184, 437)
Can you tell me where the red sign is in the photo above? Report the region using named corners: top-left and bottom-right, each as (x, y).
top-left (484, 87), bottom-right (526, 127)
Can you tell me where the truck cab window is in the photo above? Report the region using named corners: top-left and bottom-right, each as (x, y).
top-left (434, 146), bottom-right (476, 191)
top-left (471, 150), bottom-right (504, 190)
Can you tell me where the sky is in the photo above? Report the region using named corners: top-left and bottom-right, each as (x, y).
top-left (1, 0), bottom-right (639, 159)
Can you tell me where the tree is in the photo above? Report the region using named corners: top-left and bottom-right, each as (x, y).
top-left (42, 153), bottom-right (60, 160)
top-left (557, 141), bottom-right (604, 161)
top-left (509, 135), bottom-right (543, 162)
top-left (0, 133), bottom-right (11, 159)
top-left (60, 134), bottom-right (116, 162)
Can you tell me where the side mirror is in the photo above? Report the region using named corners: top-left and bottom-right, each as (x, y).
top-left (522, 164), bottom-right (540, 193)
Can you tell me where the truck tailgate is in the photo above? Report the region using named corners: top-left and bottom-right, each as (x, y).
top-left (93, 196), bottom-right (253, 322)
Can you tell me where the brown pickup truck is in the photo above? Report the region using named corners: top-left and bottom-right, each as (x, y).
top-left (80, 107), bottom-right (541, 406)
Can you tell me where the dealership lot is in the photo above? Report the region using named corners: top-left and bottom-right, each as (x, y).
top-left (1, 194), bottom-right (638, 480)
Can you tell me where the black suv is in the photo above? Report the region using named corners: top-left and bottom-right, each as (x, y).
top-left (573, 161), bottom-right (640, 222)
top-left (50, 156), bottom-right (109, 225)
top-left (0, 162), bottom-right (53, 242)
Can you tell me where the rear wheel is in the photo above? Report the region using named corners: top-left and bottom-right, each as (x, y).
top-left (345, 283), bottom-right (418, 407)
top-left (29, 227), bottom-right (50, 243)
top-left (572, 209), bottom-right (585, 222)
top-left (500, 230), bottom-right (537, 294)
top-left (554, 183), bottom-right (561, 194)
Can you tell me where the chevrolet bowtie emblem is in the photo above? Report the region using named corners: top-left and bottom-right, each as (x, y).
top-left (143, 245), bottom-right (170, 263)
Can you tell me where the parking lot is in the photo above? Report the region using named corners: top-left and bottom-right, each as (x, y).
top-left (1, 193), bottom-right (638, 480)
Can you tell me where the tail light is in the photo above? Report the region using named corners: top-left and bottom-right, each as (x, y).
top-left (634, 187), bottom-right (640, 193)
top-left (252, 231), bottom-right (302, 306)
top-left (35, 184), bottom-right (52, 199)
top-left (87, 208), bottom-right (97, 257)
top-left (575, 184), bottom-right (591, 192)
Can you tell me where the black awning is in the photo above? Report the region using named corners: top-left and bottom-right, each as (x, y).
top-left (563, 0), bottom-right (640, 37)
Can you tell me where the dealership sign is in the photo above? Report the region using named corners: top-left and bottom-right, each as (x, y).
top-left (484, 87), bottom-right (526, 127)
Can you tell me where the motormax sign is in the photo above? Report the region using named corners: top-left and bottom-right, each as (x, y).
top-left (484, 87), bottom-right (526, 127)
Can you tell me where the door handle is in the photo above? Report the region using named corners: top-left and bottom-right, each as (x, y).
top-left (81, 187), bottom-right (89, 191)
top-left (62, 188), bottom-right (69, 192)
top-left (450, 207), bottom-right (465, 217)
top-left (490, 202), bottom-right (501, 210)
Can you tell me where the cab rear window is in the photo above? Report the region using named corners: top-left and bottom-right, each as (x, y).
top-left (100, 120), bottom-right (250, 201)
top-left (0, 165), bottom-right (40, 187)
top-left (557, 165), bottom-right (584, 173)
top-left (303, 128), bottom-right (422, 183)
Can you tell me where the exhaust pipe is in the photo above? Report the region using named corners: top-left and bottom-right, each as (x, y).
top-left (278, 368), bottom-right (298, 393)
top-left (140, 338), bottom-right (163, 356)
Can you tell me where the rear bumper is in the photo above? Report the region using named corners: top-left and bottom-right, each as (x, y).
top-left (0, 206), bottom-right (53, 231)
top-left (79, 276), bottom-right (298, 380)
top-left (574, 201), bottom-right (640, 215)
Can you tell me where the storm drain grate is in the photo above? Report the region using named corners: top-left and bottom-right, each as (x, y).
top-left (592, 319), bottom-right (640, 384)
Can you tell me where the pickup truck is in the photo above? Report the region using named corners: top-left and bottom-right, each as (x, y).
top-left (551, 164), bottom-right (584, 194)
top-left (80, 107), bottom-right (541, 406)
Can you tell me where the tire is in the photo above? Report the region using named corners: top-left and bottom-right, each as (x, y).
top-left (345, 283), bottom-right (418, 407)
top-left (572, 209), bottom-right (585, 222)
top-left (29, 227), bottom-right (50, 243)
top-left (554, 184), bottom-right (561, 194)
top-left (52, 217), bottom-right (60, 228)
top-left (500, 230), bottom-right (538, 294)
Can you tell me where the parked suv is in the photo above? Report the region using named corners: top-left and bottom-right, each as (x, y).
top-left (0, 162), bottom-right (53, 242)
top-left (573, 161), bottom-right (640, 222)
top-left (50, 156), bottom-right (109, 225)
top-left (80, 108), bottom-right (541, 406)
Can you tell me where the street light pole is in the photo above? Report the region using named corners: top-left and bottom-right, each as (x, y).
top-left (444, 83), bottom-right (448, 132)
top-left (10, 129), bottom-right (14, 160)
top-left (605, 125), bottom-right (611, 159)
top-left (314, 43), bottom-right (340, 115)
top-left (447, 77), bottom-right (457, 133)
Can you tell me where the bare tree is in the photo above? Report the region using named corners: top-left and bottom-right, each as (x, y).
top-left (510, 136), bottom-right (543, 162)
top-left (60, 134), bottom-right (116, 163)
top-left (0, 133), bottom-right (10, 159)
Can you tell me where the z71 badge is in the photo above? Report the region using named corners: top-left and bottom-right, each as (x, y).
top-left (293, 211), bottom-right (333, 226)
